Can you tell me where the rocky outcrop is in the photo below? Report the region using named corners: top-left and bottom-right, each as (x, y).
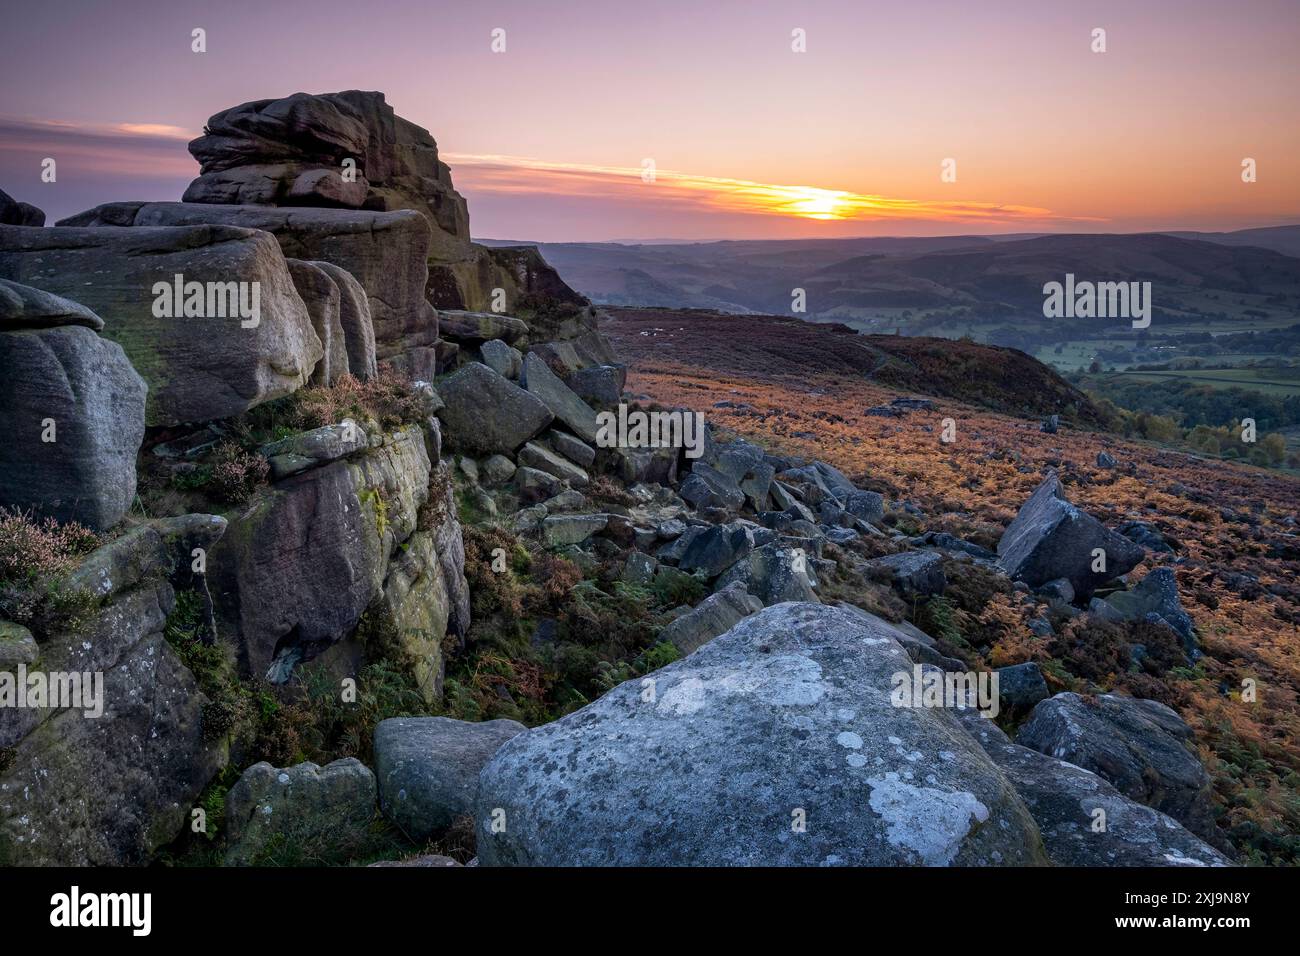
top-left (208, 425), bottom-right (432, 682)
top-left (177, 91), bottom-right (590, 332)
top-left (1017, 692), bottom-right (1218, 841)
top-left (0, 283), bottom-right (146, 530)
top-left (475, 603), bottom-right (1048, 866)
top-left (0, 516), bottom-right (228, 866)
top-left (184, 91), bottom-right (471, 257)
top-left (997, 472), bottom-right (1144, 599)
top-left (374, 716), bottom-right (525, 841)
top-left (0, 223), bottom-right (321, 426)
top-left (59, 202), bottom-right (428, 367)
top-left (224, 758), bottom-right (377, 866)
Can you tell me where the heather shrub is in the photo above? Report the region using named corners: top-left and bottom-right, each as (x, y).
top-left (0, 508), bottom-right (100, 630)
top-left (208, 442), bottom-right (270, 504)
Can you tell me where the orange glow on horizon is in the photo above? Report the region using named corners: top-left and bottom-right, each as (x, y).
top-left (444, 153), bottom-right (1090, 227)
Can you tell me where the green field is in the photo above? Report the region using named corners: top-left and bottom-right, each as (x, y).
top-left (1110, 367), bottom-right (1300, 397)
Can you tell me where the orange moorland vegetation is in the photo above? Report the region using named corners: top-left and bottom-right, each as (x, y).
top-left (605, 307), bottom-right (1300, 864)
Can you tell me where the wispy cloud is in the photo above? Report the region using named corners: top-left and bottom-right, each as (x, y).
top-left (445, 153), bottom-right (1092, 226)
top-left (0, 116), bottom-right (197, 177)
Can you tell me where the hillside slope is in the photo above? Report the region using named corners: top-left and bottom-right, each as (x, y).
top-left (606, 307), bottom-right (1109, 426)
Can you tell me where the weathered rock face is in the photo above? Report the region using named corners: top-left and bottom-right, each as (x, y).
top-left (0, 289), bottom-right (146, 529)
top-left (0, 187), bottom-right (43, 226)
top-left (59, 202), bottom-right (428, 365)
top-left (309, 260), bottom-right (378, 380)
top-left (1016, 693), bottom-right (1218, 841)
top-left (439, 310), bottom-right (528, 345)
top-left (435, 362), bottom-right (553, 456)
top-left (208, 426), bottom-right (432, 682)
top-left (997, 472), bottom-right (1144, 599)
top-left (475, 603), bottom-right (1048, 866)
top-left (286, 258), bottom-right (348, 386)
top-left (374, 716), bottom-right (525, 841)
top-left (0, 223), bottom-right (321, 426)
top-left (956, 712), bottom-right (1228, 867)
top-left (224, 758), bottom-right (377, 866)
top-left (367, 464), bottom-right (470, 703)
top-left (0, 517), bottom-right (228, 866)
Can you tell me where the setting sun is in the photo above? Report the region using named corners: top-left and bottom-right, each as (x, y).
top-left (786, 188), bottom-right (846, 220)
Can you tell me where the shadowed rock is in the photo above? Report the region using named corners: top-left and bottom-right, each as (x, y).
top-left (956, 710), bottom-right (1228, 867)
top-left (0, 285), bottom-right (146, 529)
top-left (997, 472), bottom-right (1143, 599)
top-left (374, 716), bottom-right (525, 841)
top-left (0, 187), bottom-right (43, 226)
top-left (1017, 692), bottom-right (1218, 842)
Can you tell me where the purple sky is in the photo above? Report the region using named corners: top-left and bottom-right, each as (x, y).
top-left (2, 0), bottom-right (1297, 240)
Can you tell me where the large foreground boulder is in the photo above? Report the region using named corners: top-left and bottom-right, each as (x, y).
top-left (58, 202), bottom-right (428, 365)
top-left (0, 223), bottom-right (321, 426)
top-left (374, 716), bottom-right (525, 841)
top-left (475, 603), bottom-right (1048, 866)
top-left (996, 472), bottom-right (1143, 598)
top-left (0, 284), bottom-right (146, 529)
top-left (1016, 692), bottom-right (1217, 841)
